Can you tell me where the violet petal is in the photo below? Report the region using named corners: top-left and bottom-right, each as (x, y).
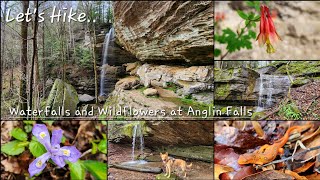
top-left (51, 129), bottom-right (63, 147)
top-left (32, 124), bottom-right (51, 151)
top-left (51, 155), bottom-right (66, 168)
top-left (28, 152), bottom-right (51, 177)
top-left (60, 146), bottom-right (81, 163)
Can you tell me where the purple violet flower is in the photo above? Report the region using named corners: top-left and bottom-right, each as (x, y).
top-left (28, 124), bottom-right (81, 177)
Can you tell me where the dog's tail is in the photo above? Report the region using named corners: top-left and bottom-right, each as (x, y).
top-left (187, 163), bottom-right (193, 168)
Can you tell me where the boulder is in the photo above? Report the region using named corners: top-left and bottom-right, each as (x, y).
top-left (115, 76), bottom-right (140, 90)
top-left (78, 94), bottom-right (95, 103)
top-left (113, 2), bottom-right (213, 64)
top-left (143, 88), bottom-right (158, 96)
top-left (46, 79), bottom-right (79, 117)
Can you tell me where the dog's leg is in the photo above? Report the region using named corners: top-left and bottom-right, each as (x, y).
top-left (167, 165), bottom-right (171, 178)
top-left (164, 165), bottom-right (168, 176)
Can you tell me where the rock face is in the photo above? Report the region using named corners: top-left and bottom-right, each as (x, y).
top-left (136, 64), bottom-right (213, 96)
top-left (78, 94), bottom-right (95, 103)
top-left (108, 121), bottom-right (213, 147)
top-left (115, 76), bottom-right (140, 90)
top-left (46, 79), bottom-right (79, 116)
top-left (214, 67), bottom-right (260, 102)
top-left (113, 1), bottom-right (214, 64)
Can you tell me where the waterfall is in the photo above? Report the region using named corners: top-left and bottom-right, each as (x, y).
top-left (99, 27), bottom-right (115, 96)
top-left (131, 123), bottom-right (144, 161)
top-left (256, 74), bottom-right (290, 112)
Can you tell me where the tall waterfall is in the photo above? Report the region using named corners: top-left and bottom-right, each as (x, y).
top-left (99, 27), bottom-right (114, 96)
top-left (256, 74), bottom-right (290, 112)
top-left (131, 123), bottom-right (144, 161)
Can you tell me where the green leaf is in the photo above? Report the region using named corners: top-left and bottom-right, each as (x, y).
top-left (91, 142), bottom-right (98, 154)
top-left (83, 160), bottom-right (107, 180)
top-left (68, 160), bottom-right (85, 180)
top-left (61, 136), bottom-right (66, 144)
top-left (11, 128), bottom-right (28, 141)
top-left (29, 140), bottom-right (47, 157)
top-left (248, 30), bottom-right (256, 39)
top-left (237, 10), bottom-right (248, 20)
top-left (98, 139), bottom-right (107, 154)
top-left (1, 140), bottom-right (27, 155)
top-left (24, 124), bottom-right (33, 133)
top-left (214, 48), bottom-right (221, 57)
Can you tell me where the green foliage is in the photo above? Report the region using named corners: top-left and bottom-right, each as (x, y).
top-left (75, 46), bottom-right (92, 69)
top-left (165, 82), bottom-right (178, 93)
top-left (98, 139), bottom-right (107, 154)
top-left (11, 128), bottom-right (28, 141)
top-left (214, 2), bottom-right (261, 58)
top-left (1, 140), bottom-right (28, 156)
top-left (29, 140), bottom-right (47, 157)
top-left (69, 160), bottom-right (86, 180)
top-left (279, 103), bottom-right (302, 120)
top-left (83, 160), bottom-right (107, 180)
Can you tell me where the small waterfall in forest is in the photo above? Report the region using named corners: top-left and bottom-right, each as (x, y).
top-left (256, 74), bottom-right (290, 112)
top-left (131, 123), bottom-right (144, 161)
top-left (99, 27), bottom-right (114, 96)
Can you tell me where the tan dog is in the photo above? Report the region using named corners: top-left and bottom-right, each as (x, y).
top-left (160, 152), bottom-right (192, 178)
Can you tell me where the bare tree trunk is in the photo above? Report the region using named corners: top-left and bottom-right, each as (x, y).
top-left (20, 0), bottom-right (29, 118)
top-left (29, 0), bottom-right (39, 113)
top-left (91, 27), bottom-right (98, 104)
top-left (1, 1), bottom-right (9, 99)
top-left (42, 22), bottom-right (46, 98)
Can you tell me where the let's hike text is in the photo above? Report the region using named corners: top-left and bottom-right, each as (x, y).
top-left (5, 6), bottom-right (91, 23)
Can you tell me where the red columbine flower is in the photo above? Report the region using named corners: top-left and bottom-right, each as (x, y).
top-left (256, 5), bottom-right (281, 53)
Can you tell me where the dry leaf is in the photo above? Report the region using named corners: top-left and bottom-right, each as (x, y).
top-left (1, 157), bottom-right (22, 174)
top-left (214, 164), bottom-right (234, 180)
top-left (293, 161), bottom-right (315, 173)
top-left (242, 170), bottom-right (294, 180)
top-left (284, 170), bottom-right (307, 180)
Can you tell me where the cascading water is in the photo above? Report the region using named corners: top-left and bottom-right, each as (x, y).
top-left (256, 74), bottom-right (290, 112)
top-left (131, 123), bottom-right (144, 161)
top-left (99, 27), bottom-right (114, 96)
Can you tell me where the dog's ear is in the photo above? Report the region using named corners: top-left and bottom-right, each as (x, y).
top-left (160, 152), bottom-right (162, 155)
top-left (165, 152), bottom-right (168, 155)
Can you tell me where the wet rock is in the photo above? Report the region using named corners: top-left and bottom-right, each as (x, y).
top-left (113, 1), bottom-right (214, 64)
top-left (78, 94), bottom-right (95, 103)
top-left (257, 66), bottom-right (277, 75)
top-left (143, 88), bottom-right (158, 96)
top-left (115, 76), bottom-right (140, 90)
top-left (46, 79), bottom-right (79, 117)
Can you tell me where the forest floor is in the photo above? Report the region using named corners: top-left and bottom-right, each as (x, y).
top-left (108, 143), bottom-right (213, 180)
top-left (264, 81), bottom-right (320, 120)
top-left (1, 121), bottom-right (107, 179)
top-left (214, 121), bottom-right (320, 179)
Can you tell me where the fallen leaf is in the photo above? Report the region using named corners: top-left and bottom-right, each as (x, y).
top-left (1, 157), bottom-right (22, 174)
top-left (242, 170), bottom-right (294, 180)
top-left (214, 164), bottom-right (234, 180)
top-left (214, 127), bottom-right (268, 150)
top-left (284, 170), bottom-right (307, 180)
top-left (293, 161), bottom-right (315, 173)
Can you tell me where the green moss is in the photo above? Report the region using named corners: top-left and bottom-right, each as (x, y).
top-left (292, 77), bottom-right (310, 87)
top-left (122, 121), bottom-right (149, 138)
top-left (164, 82), bottom-right (178, 93)
top-left (214, 83), bottom-right (230, 99)
top-left (276, 61), bottom-right (320, 75)
top-left (251, 111), bottom-right (266, 120)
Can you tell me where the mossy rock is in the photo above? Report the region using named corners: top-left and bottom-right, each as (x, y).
top-left (156, 173), bottom-right (179, 180)
top-left (275, 61), bottom-right (320, 76)
top-left (292, 77), bottom-right (310, 87)
top-left (214, 83), bottom-right (231, 99)
top-left (46, 79), bottom-right (79, 117)
top-left (251, 111), bottom-right (266, 120)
